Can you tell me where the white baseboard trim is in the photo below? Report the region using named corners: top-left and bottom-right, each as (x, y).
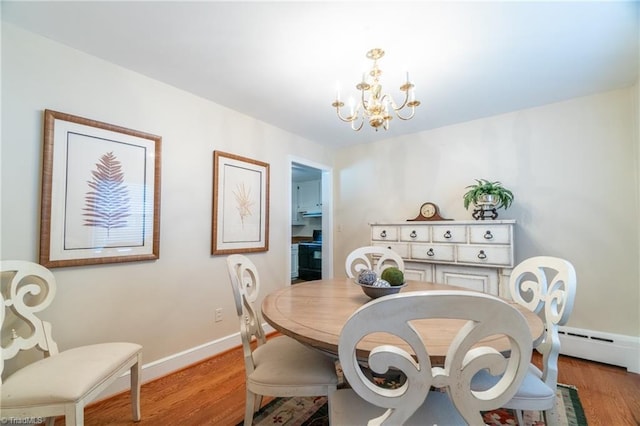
top-left (96, 331), bottom-right (241, 401)
top-left (559, 326), bottom-right (640, 374)
top-left (95, 324), bottom-right (277, 402)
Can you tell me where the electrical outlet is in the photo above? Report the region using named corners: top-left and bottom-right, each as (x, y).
top-left (215, 308), bottom-right (223, 322)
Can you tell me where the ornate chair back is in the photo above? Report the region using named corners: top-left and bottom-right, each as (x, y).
top-left (345, 245), bottom-right (405, 278)
top-left (509, 256), bottom-right (576, 389)
top-left (1, 260), bottom-right (59, 379)
top-left (335, 291), bottom-right (533, 425)
top-left (226, 254), bottom-right (267, 375)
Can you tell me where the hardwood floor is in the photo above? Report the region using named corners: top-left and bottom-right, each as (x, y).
top-left (76, 345), bottom-right (640, 425)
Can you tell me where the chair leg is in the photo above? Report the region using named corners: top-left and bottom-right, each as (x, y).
top-left (245, 389), bottom-right (257, 426)
top-left (515, 409), bottom-right (524, 425)
top-left (64, 403), bottom-right (83, 426)
top-left (131, 356), bottom-right (142, 421)
top-left (326, 384), bottom-right (337, 426)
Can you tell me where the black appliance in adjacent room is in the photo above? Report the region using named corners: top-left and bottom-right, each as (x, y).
top-left (298, 230), bottom-right (322, 280)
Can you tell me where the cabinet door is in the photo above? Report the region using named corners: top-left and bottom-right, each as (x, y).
top-left (291, 246), bottom-right (299, 279)
top-left (297, 180), bottom-right (321, 212)
top-left (291, 187), bottom-right (304, 225)
top-left (404, 262), bottom-right (434, 282)
top-left (434, 264), bottom-right (499, 295)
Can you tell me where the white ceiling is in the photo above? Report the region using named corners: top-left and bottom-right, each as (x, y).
top-left (2, 1), bottom-right (638, 148)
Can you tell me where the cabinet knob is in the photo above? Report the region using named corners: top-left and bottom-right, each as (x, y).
top-left (484, 230), bottom-right (493, 240)
top-left (444, 230), bottom-right (452, 239)
top-left (380, 230), bottom-right (387, 238)
top-left (427, 248), bottom-right (435, 257)
top-left (477, 250), bottom-right (487, 260)
top-left (410, 230), bottom-right (417, 238)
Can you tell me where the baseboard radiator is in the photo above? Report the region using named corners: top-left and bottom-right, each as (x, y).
top-left (558, 326), bottom-right (640, 374)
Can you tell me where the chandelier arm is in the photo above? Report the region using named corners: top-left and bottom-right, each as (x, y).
top-left (351, 116), bottom-right (365, 131)
top-left (393, 106), bottom-right (418, 121)
top-left (391, 89), bottom-right (410, 111)
top-left (360, 90), bottom-right (370, 117)
top-left (335, 111), bottom-right (356, 123)
top-left (334, 104), bottom-right (357, 123)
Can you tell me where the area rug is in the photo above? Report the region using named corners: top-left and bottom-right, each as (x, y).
top-left (244, 384), bottom-right (586, 426)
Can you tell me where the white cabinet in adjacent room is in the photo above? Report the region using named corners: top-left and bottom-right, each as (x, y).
top-left (291, 244), bottom-right (299, 279)
top-left (291, 186), bottom-right (304, 225)
top-left (296, 180), bottom-right (321, 214)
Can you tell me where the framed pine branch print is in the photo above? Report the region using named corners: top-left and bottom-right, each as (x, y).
top-left (40, 110), bottom-right (161, 267)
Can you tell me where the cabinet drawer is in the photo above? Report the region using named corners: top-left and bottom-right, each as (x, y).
top-left (410, 243), bottom-right (455, 262)
top-left (431, 225), bottom-right (467, 243)
top-left (400, 226), bottom-right (430, 242)
top-left (469, 225), bottom-right (511, 244)
top-left (372, 242), bottom-right (409, 258)
top-left (457, 245), bottom-right (512, 266)
top-left (371, 226), bottom-right (398, 241)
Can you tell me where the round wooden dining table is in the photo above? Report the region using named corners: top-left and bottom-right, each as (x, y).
top-left (262, 278), bottom-right (544, 365)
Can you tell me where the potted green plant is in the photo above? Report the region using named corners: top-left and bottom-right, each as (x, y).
top-left (463, 179), bottom-right (514, 211)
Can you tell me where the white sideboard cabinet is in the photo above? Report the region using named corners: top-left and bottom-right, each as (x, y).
top-left (370, 220), bottom-right (515, 296)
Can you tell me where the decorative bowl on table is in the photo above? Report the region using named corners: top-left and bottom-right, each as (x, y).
top-left (355, 267), bottom-right (407, 299)
top-left (355, 280), bottom-right (407, 299)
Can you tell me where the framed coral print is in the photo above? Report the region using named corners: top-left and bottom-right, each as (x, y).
top-left (40, 109), bottom-right (161, 267)
top-left (212, 151), bottom-right (270, 255)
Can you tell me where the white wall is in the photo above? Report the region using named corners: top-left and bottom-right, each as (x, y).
top-left (334, 88), bottom-right (640, 338)
top-left (1, 23), bottom-right (334, 370)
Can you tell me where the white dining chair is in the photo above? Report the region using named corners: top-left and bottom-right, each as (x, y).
top-left (225, 254), bottom-right (338, 426)
top-left (345, 245), bottom-right (405, 279)
top-left (472, 256), bottom-right (577, 425)
top-left (331, 290), bottom-right (533, 425)
top-left (1, 260), bottom-right (142, 426)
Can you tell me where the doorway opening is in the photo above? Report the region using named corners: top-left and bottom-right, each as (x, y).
top-left (290, 159), bottom-right (332, 284)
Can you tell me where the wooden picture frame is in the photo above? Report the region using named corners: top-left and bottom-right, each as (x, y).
top-left (212, 151), bottom-right (269, 255)
top-left (40, 109), bottom-right (162, 267)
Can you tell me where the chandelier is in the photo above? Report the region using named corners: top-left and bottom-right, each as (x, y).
top-left (332, 48), bottom-right (420, 132)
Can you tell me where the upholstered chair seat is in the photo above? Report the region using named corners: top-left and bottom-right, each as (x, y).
top-left (2, 342), bottom-right (141, 406)
top-left (249, 335), bottom-right (337, 391)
